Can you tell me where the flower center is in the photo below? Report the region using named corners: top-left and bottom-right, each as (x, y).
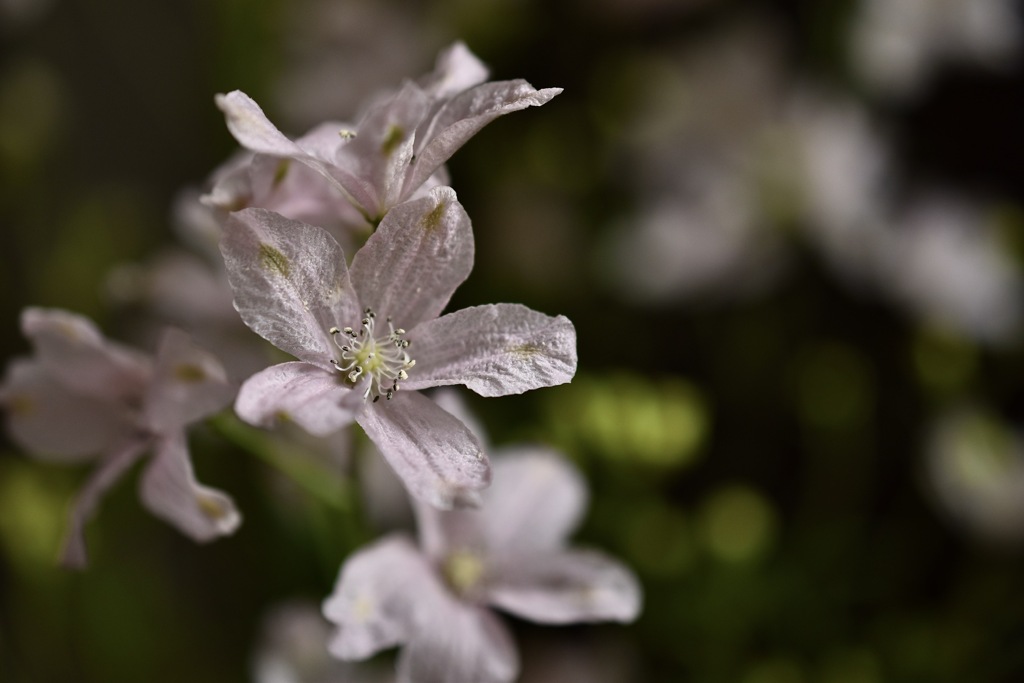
top-left (330, 308), bottom-right (415, 402)
top-left (442, 549), bottom-right (486, 596)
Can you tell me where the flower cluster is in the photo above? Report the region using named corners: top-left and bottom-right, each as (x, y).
top-left (0, 42), bottom-right (640, 682)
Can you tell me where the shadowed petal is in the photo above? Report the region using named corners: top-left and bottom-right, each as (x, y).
top-left (221, 208), bottom-right (357, 370)
top-left (404, 80), bottom-right (562, 198)
top-left (144, 329), bottom-right (235, 434)
top-left (481, 448), bottom-right (587, 552)
top-left (1, 358), bottom-right (132, 461)
top-left (398, 602), bottom-right (519, 683)
top-left (21, 307), bottom-right (152, 401)
top-left (486, 549), bottom-right (642, 625)
top-left (322, 535), bottom-right (435, 660)
top-left (61, 438), bottom-right (149, 568)
top-left (349, 187), bottom-right (473, 329)
top-left (404, 304), bottom-right (577, 396)
top-left (139, 431), bottom-right (241, 543)
top-left (236, 362), bottom-right (360, 437)
top-left (356, 390), bottom-right (490, 510)
top-left (418, 41), bottom-right (489, 98)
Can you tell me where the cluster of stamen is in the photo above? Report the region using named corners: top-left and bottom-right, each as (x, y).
top-left (330, 308), bottom-right (415, 403)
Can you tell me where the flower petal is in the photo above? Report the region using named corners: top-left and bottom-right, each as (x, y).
top-left (21, 307), bottom-right (152, 401)
top-left (216, 91), bottom-right (378, 216)
top-left (221, 208), bottom-right (357, 370)
top-left (61, 438), bottom-right (149, 568)
top-left (482, 447), bottom-right (587, 551)
top-left (418, 41), bottom-right (489, 98)
top-left (356, 390), bottom-right (490, 510)
top-left (322, 535), bottom-right (435, 660)
top-left (138, 431), bottom-right (241, 543)
top-left (485, 549), bottom-right (642, 625)
top-left (404, 304), bottom-right (577, 396)
top-left (349, 187), bottom-right (473, 330)
top-left (1, 358), bottom-right (132, 461)
top-left (397, 602), bottom-right (519, 683)
top-left (143, 329), bottom-right (235, 434)
top-left (403, 80), bottom-right (562, 198)
top-left (235, 362), bottom-right (360, 437)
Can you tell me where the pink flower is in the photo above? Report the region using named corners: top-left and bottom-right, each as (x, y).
top-left (215, 42), bottom-right (561, 224)
top-left (322, 410), bottom-right (641, 683)
top-left (220, 187), bottom-right (577, 509)
top-left (0, 308), bottom-right (240, 567)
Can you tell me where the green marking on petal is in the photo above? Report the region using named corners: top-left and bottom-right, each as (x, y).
top-left (443, 549), bottom-right (485, 595)
top-left (272, 159), bottom-right (290, 187)
top-left (381, 124), bottom-right (405, 157)
top-left (174, 363), bottom-right (206, 383)
top-left (259, 243), bottom-right (291, 278)
top-left (509, 341), bottom-right (544, 358)
top-left (197, 492), bottom-right (227, 520)
top-left (274, 409), bottom-right (292, 423)
top-left (422, 201), bottom-right (447, 233)
top-left (6, 394), bottom-right (34, 416)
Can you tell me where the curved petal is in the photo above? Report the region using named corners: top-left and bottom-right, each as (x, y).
top-left (215, 90), bottom-right (378, 219)
top-left (485, 549), bottom-right (642, 625)
top-left (404, 80), bottom-right (562, 198)
top-left (356, 390), bottom-right (490, 510)
top-left (21, 307), bottom-right (152, 401)
top-left (349, 187), bottom-right (473, 330)
top-left (221, 208), bottom-right (357, 370)
top-left (482, 447), bottom-right (587, 552)
top-left (138, 431), bottom-right (241, 542)
top-left (144, 329), bottom-right (235, 434)
top-left (61, 438), bottom-right (149, 568)
top-left (403, 304), bottom-right (577, 396)
top-left (1, 358), bottom-right (132, 461)
top-left (235, 362), bottom-right (360, 437)
top-left (322, 535), bottom-right (435, 660)
top-left (398, 602), bottom-right (518, 683)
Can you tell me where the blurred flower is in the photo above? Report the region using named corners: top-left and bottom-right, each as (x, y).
top-left (253, 600), bottom-right (392, 683)
top-left (323, 393), bottom-right (641, 683)
top-left (925, 406), bottom-right (1024, 543)
top-left (849, 0), bottom-right (1022, 97)
top-left (221, 189), bottom-right (577, 509)
top-left (217, 42), bottom-right (559, 224)
top-left (0, 308), bottom-right (240, 567)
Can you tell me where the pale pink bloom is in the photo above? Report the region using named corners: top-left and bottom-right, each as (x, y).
top-left (215, 42), bottom-right (560, 224)
top-left (220, 187), bottom-right (577, 509)
top-left (322, 422), bottom-right (641, 683)
top-left (0, 308), bottom-right (240, 567)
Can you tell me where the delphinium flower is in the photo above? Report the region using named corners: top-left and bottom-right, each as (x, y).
top-left (0, 308), bottom-right (240, 567)
top-left (321, 392), bottom-right (641, 683)
top-left (216, 41), bottom-right (560, 224)
top-left (220, 186), bottom-right (577, 508)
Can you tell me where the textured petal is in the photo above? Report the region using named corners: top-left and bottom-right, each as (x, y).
top-left (221, 208), bottom-right (358, 370)
top-left (143, 329), bottom-right (235, 434)
top-left (1, 358), bottom-right (131, 461)
top-left (397, 603), bottom-right (518, 683)
top-left (21, 307), bottom-right (152, 401)
top-left (342, 82), bottom-right (427, 214)
top-left (482, 448), bottom-right (587, 551)
top-left (61, 438), bottom-right (149, 568)
top-left (403, 80), bottom-right (562, 198)
top-left (356, 390), bottom-right (490, 510)
top-left (138, 431), bottom-right (241, 542)
top-left (322, 535), bottom-right (436, 660)
top-left (403, 304), bottom-right (577, 396)
top-left (216, 91), bottom-right (378, 217)
top-left (349, 187), bottom-right (473, 330)
top-left (235, 362), bottom-right (360, 437)
top-left (485, 549), bottom-right (642, 625)
top-left (418, 41), bottom-right (489, 97)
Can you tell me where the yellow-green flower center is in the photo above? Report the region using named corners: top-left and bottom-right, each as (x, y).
top-left (443, 549), bottom-right (486, 596)
top-left (330, 308), bottom-right (415, 402)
